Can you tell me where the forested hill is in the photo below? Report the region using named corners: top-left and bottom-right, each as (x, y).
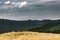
top-left (0, 19), bottom-right (60, 33)
top-left (29, 20), bottom-right (60, 33)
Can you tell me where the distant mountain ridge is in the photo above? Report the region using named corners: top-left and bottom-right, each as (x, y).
top-left (0, 19), bottom-right (60, 33)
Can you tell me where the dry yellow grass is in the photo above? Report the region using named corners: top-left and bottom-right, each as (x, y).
top-left (0, 31), bottom-right (60, 40)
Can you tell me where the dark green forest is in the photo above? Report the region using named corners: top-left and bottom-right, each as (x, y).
top-left (0, 19), bottom-right (60, 34)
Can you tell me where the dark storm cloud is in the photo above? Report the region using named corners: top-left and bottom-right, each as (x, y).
top-left (0, 0), bottom-right (60, 20)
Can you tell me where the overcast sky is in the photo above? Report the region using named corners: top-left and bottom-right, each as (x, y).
top-left (0, 0), bottom-right (60, 20)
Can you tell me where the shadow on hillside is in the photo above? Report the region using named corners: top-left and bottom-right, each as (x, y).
top-left (0, 19), bottom-right (60, 34)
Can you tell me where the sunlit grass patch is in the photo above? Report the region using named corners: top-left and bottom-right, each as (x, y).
top-left (0, 31), bottom-right (60, 40)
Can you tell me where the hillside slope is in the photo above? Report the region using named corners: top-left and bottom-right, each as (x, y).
top-left (0, 19), bottom-right (52, 33)
top-left (0, 31), bottom-right (60, 40)
top-left (29, 20), bottom-right (60, 33)
top-left (0, 19), bottom-right (60, 33)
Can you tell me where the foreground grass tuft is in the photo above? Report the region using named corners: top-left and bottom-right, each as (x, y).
top-left (0, 31), bottom-right (60, 40)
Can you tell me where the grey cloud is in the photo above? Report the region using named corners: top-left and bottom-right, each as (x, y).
top-left (0, 0), bottom-right (60, 20)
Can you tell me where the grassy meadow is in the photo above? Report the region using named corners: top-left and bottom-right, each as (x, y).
top-left (0, 31), bottom-right (60, 40)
